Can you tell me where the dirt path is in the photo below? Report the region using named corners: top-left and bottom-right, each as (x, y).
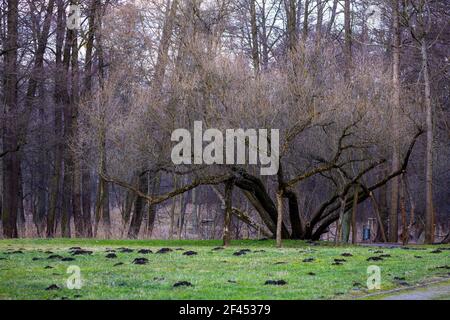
top-left (364, 280), bottom-right (450, 300)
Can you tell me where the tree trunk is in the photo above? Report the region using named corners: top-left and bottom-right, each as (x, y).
top-left (442, 233), bottom-right (450, 244)
top-left (122, 176), bottom-right (137, 228)
top-left (250, 0), bottom-right (259, 73)
top-left (81, 0), bottom-right (98, 238)
top-left (47, 0), bottom-right (66, 238)
top-left (287, 0), bottom-right (297, 52)
top-left (351, 185), bottom-right (359, 244)
top-left (146, 174), bottom-right (161, 238)
top-left (315, 0), bottom-right (324, 46)
top-left (223, 180), bottom-right (234, 247)
top-left (389, 0), bottom-right (401, 243)
top-left (374, 172), bottom-right (388, 242)
top-left (302, 0), bottom-right (310, 42)
top-left (260, 1), bottom-right (269, 69)
top-left (276, 190), bottom-right (284, 248)
top-left (285, 190), bottom-right (303, 239)
top-left (2, 0), bottom-right (20, 238)
top-left (177, 191), bottom-right (188, 240)
top-left (422, 37), bottom-right (434, 244)
top-left (370, 191), bottom-right (387, 243)
top-left (327, 0), bottom-right (338, 37)
top-left (70, 21), bottom-right (84, 237)
top-left (169, 175), bottom-right (178, 239)
top-left (127, 172), bottom-right (148, 239)
top-left (344, 0), bottom-right (352, 81)
top-left (336, 196), bottom-right (347, 244)
top-left (400, 175), bottom-right (407, 245)
top-left (152, 0), bottom-right (178, 94)
top-left (341, 210), bottom-right (351, 243)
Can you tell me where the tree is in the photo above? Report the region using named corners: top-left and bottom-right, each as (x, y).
top-left (389, 0), bottom-right (401, 243)
top-left (2, 0), bottom-right (20, 238)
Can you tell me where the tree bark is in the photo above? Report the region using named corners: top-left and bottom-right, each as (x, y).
top-left (326, 0), bottom-right (338, 37)
top-left (81, 0), bottom-right (98, 238)
top-left (315, 0), bottom-right (324, 46)
top-left (389, 0), bottom-right (401, 243)
top-left (287, 0), bottom-right (297, 52)
top-left (250, 0), bottom-right (259, 72)
top-left (276, 190), bottom-right (284, 248)
top-left (422, 36), bottom-right (434, 244)
top-left (152, 0), bottom-right (178, 94)
top-left (302, 0), bottom-right (310, 42)
top-left (351, 185), bottom-right (359, 244)
top-left (400, 175), bottom-right (407, 245)
top-left (223, 180), bottom-right (234, 247)
top-left (344, 0), bottom-right (352, 81)
top-left (374, 171), bottom-right (388, 242)
top-left (2, 0), bottom-right (20, 238)
top-left (127, 172), bottom-right (148, 239)
top-left (370, 191), bottom-right (387, 243)
top-left (146, 174), bottom-right (161, 238)
top-left (47, 0), bottom-right (66, 237)
top-left (70, 19), bottom-right (84, 237)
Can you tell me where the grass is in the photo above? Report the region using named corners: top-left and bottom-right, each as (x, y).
top-left (0, 239), bottom-right (448, 300)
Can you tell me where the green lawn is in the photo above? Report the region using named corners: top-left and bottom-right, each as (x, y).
top-left (0, 239), bottom-right (448, 300)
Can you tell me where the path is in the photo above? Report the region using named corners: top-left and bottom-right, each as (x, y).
top-left (364, 280), bottom-right (450, 300)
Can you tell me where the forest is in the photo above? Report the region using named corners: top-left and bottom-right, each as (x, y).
top-left (1, 0), bottom-right (449, 246)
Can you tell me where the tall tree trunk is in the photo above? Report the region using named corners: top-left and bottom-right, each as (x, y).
top-left (250, 0), bottom-right (259, 73)
top-left (302, 0), bottom-right (310, 42)
top-left (60, 23), bottom-right (76, 238)
top-left (93, 0), bottom-right (110, 238)
top-left (389, 0), bottom-right (401, 243)
top-left (326, 0), bottom-right (338, 37)
top-left (47, 0), bottom-right (66, 237)
top-left (94, 131), bottom-right (110, 237)
top-left (81, 0), bottom-right (98, 238)
top-left (260, 0), bottom-right (269, 69)
top-left (152, 0), bottom-right (179, 94)
top-left (344, 0), bottom-right (352, 81)
top-left (315, 0), bottom-right (324, 46)
top-left (2, 0), bottom-right (20, 238)
top-left (71, 20), bottom-right (84, 237)
top-left (36, 90), bottom-right (48, 235)
top-left (422, 37), bottom-right (434, 244)
top-left (287, 0), bottom-right (297, 52)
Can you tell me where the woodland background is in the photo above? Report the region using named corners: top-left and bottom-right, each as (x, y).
top-left (0, 0), bottom-right (449, 244)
